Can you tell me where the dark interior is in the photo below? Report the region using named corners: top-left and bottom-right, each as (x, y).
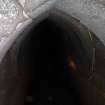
top-left (17, 17), bottom-right (91, 105)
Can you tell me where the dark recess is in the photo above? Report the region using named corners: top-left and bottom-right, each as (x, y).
top-left (18, 18), bottom-right (91, 105)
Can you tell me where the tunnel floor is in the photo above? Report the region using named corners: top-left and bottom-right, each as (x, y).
top-left (23, 19), bottom-right (81, 105)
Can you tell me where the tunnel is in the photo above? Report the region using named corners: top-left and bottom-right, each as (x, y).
top-left (0, 10), bottom-right (100, 105)
top-left (14, 11), bottom-right (94, 105)
top-left (0, 4), bottom-right (105, 105)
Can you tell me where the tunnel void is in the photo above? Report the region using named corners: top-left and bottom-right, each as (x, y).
top-left (1, 9), bottom-right (105, 105)
top-left (16, 11), bottom-right (94, 105)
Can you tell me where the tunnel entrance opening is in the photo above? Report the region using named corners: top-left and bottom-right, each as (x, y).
top-left (31, 19), bottom-right (80, 105)
top-left (17, 12), bottom-right (93, 105)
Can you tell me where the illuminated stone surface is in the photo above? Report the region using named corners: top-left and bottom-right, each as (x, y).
top-left (24, 0), bottom-right (56, 18)
top-left (0, 0), bottom-right (25, 40)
